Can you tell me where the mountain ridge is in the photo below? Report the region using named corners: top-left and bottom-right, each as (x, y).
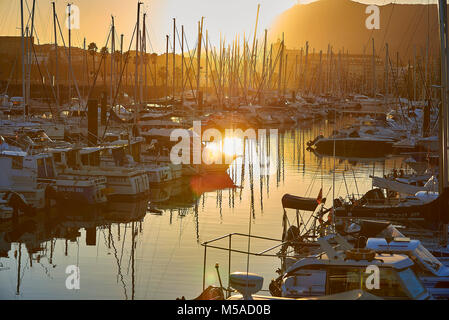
top-left (269, 0), bottom-right (439, 59)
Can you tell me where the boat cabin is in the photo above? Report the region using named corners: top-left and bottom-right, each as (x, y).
top-left (366, 238), bottom-right (449, 277)
top-left (0, 150), bottom-right (56, 186)
top-left (281, 252), bottom-right (429, 300)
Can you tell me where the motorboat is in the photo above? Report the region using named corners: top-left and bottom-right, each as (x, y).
top-left (308, 126), bottom-right (395, 158)
top-left (48, 146), bottom-right (149, 200)
top-left (0, 148), bottom-right (107, 209)
top-left (270, 234), bottom-right (431, 300)
top-left (366, 236), bottom-right (449, 299)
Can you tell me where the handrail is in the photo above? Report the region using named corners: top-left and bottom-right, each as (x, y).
top-left (200, 232), bottom-right (320, 296)
top-left (201, 232), bottom-right (282, 246)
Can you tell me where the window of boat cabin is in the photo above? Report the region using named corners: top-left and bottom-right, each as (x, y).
top-left (81, 151), bottom-right (100, 166)
top-left (67, 150), bottom-right (77, 167)
top-left (53, 152), bottom-right (62, 163)
top-left (11, 156), bottom-right (23, 169)
top-left (36, 157), bottom-right (56, 178)
top-left (45, 157), bottom-right (55, 178)
top-left (131, 142), bottom-right (141, 162)
top-left (326, 267), bottom-right (407, 298)
top-left (37, 158), bottom-right (46, 177)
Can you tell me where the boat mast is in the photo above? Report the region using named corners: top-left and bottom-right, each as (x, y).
top-left (437, 0), bottom-right (449, 245)
top-left (165, 35), bottom-right (169, 104)
top-left (250, 4), bottom-right (260, 92)
top-left (413, 45), bottom-right (417, 102)
top-left (26, 0), bottom-right (35, 114)
top-left (181, 25), bottom-right (184, 103)
top-left (111, 16), bottom-right (115, 105)
top-left (205, 30), bottom-right (208, 102)
top-left (385, 43), bottom-right (389, 107)
top-left (173, 18), bottom-right (176, 101)
top-left (316, 50), bottom-right (321, 95)
top-left (134, 2), bottom-right (141, 106)
top-left (304, 41), bottom-right (309, 95)
top-left (372, 37), bottom-right (376, 97)
top-left (68, 4), bottom-right (72, 103)
top-left (197, 17), bottom-right (204, 107)
top-left (261, 29), bottom-right (267, 104)
top-left (20, 0), bottom-right (26, 119)
top-left (83, 37), bottom-right (86, 97)
top-left (52, 2), bottom-right (59, 108)
top-left (143, 21), bottom-right (147, 104)
top-left (278, 33), bottom-right (284, 98)
top-left (140, 14), bottom-right (144, 104)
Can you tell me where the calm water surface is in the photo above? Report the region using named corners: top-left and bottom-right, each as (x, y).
top-left (0, 118), bottom-right (406, 299)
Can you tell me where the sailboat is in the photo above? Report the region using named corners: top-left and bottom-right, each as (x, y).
top-left (333, 0), bottom-right (449, 233)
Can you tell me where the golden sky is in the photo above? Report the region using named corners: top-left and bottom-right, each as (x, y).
top-left (0, 0), bottom-right (441, 53)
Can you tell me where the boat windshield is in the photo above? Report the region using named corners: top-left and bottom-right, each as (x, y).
top-left (414, 244), bottom-right (443, 274)
top-left (396, 268), bottom-right (427, 299)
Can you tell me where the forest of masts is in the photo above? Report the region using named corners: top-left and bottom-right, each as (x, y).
top-left (19, 1), bottom-right (440, 108)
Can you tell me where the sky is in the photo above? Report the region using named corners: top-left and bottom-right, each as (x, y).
top-left (0, 0), bottom-right (442, 53)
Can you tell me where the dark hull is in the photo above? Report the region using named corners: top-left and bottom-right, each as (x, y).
top-left (334, 190), bottom-right (449, 229)
top-left (314, 138), bottom-right (393, 158)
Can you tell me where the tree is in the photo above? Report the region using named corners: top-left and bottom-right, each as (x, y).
top-left (88, 42), bottom-right (98, 77)
top-left (100, 47), bottom-right (109, 85)
top-left (114, 50), bottom-right (122, 83)
top-left (151, 53), bottom-right (158, 87)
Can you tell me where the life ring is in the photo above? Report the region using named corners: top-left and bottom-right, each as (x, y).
top-left (345, 248), bottom-right (376, 261)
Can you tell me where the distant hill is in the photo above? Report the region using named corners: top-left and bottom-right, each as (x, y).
top-left (269, 0), bottom-right (440, 60)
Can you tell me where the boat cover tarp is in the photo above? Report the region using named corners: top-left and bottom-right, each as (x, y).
top-left (282, 194), bottom-right (320, 211)
top-left (334, 189), bottom-right (449, 229)
top-left (371, 176), bottom-right (429, 195)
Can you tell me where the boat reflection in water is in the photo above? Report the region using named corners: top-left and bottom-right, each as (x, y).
top-left (0, 167), bottom-right (240, 299)
top-left (0, 119), bottom-right (423, 299)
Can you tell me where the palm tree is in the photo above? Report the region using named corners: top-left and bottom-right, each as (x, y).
top-left (100, 46), bottom-right (108, 87)
top-left (88, 42), bottom-right (98, 78)
top-left (150, 53), bottom-right (158, 87)
top-left (114, 50), bottom-right (121, 72)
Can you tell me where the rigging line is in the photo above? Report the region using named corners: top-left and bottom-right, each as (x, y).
top-left (362, 0), bottom-right (388, 52)
top-left (378, 0), bottom-right (397, 54)
top-left (181, 29), bottom-right (199, 100)
top-left (351, 168), bottom-right (360, 196)
top-left (342, 170), bottom-right (350, 197)
top-left (119, 224), bottom-right (128, 267)
top-left (303, 157), bottom-right (322, 197)
top-left (55, 14), bottom-right (83, 104)
top-left (76, 237), bottom-right (79, 269)
top-left (81, 27), bottom-right (112, 113)
top-left (150, 211), bottom-right (193, 299)
top-left (30, 39), bottom-right (57, 120)
top-left (23, 0), bottom-right (39, 43)
top-left (203, 37), bottom-right (225, 103)
top-left (2, 56), bottom-right (18, 95)
top-left (246, 190), bottom-right (252, 282)
top-left (403, 10), bottom-right (426, 59)
top-left (144, 24), bottom-right (155, 53)
top-left (109, 224), bottom-right (129, 300)
top-left (387, 53), bottom-right (408, 124)
top-left (101, 23), bottom-right (137, 140)
top-left (250, 41), bottom-right (283, 105)
top-left (396, 7), bottom-right (422, 56)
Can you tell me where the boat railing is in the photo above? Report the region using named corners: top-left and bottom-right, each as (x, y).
top-left (201, 232), bottom-right (308, 296)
